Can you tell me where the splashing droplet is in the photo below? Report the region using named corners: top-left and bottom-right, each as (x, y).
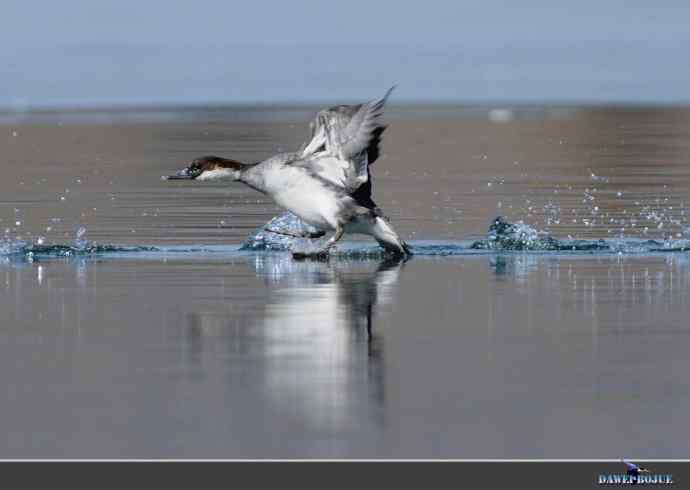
top-left (74, 226), bottom-right (88, 250)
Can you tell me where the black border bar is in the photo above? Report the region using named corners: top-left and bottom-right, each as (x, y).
top-left (0, 461), bottom-right (687, 489)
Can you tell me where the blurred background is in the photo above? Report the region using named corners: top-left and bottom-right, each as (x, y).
top-left (2, 0), bottom-right (690, 108)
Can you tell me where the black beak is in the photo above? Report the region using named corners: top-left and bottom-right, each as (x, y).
top-left (162, 168), bottom-right (194, 181)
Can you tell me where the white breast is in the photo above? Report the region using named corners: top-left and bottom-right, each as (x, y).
top-left (262, 166), bottom-right (341, 231)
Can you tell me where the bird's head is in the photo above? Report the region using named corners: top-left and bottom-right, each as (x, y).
top-left (163, 156), bottom-right (245, 182)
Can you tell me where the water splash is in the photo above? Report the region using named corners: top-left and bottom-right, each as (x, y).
top-left (471, 216), bottom-right (564, 250)
top-left (2, 215), bottom-right (690, 262)
top-left (239, 212), bottom-right (320, 251)
top-left (0, 241), bottom-right (159, 260)
top-left (74, 226), bottom-right (88, 250)
top-left (470, 216), bottom-right (690, 253)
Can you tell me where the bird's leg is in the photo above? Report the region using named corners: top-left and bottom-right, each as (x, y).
top-left (264, 227), bottom-right (326, 239)
top-left (323, 225), bottom-right (344, 251)
top-left (291, 225), bottom-right (344, 260)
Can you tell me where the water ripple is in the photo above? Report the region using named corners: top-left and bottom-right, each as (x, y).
top-left (3, 215), bottom-right (690, 262)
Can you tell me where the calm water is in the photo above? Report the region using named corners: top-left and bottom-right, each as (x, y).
top-left (2, 105), bottom-right (690, 458)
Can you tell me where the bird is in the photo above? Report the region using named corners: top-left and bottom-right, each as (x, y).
top-left (164, 88), bottom-right (410, 258)
top-left (244, 87), bottom-right (391, 248)
top-left (623, 460), bottom-right (650, 477)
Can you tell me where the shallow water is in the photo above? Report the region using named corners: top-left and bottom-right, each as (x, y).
top-left (2, 106), bottom-right (690, 458)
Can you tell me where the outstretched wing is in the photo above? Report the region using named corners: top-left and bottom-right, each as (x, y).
top-left (296, 154), bottom-right (356, 190)
top-left (331, 85), bottom-right (394, 162)
top-left (299, 87), bottom-right (394, 194)
top-left (302, 107), bottom-right (387, 166)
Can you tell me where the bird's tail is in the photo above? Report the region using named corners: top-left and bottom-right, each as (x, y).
top-left (370, 216), bottom-right (411, 257)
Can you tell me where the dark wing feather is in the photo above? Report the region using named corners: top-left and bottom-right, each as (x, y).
top-left (365, 125), bottom-right (386, 166)
top-left (296, 87), bottom-right (394, 204)
top-left (332, 86), bottom-right (394, 162)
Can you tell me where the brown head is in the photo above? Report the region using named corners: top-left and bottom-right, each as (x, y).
top-left (163, 155), bottom-right (246, 181)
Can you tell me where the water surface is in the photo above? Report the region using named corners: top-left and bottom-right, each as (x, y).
top-left (2, 106), bottom-right (690, 458)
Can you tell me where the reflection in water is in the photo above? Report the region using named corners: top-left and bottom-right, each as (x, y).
top-left (489, 254), bottom-right (540, 283)
top-left (183, 255), bottom-right (405, 433)
top-left (486, 253), bottom-right (690, 337)
top-left (36, 265), bottom-right (44, 286)
top-left (2, 253), bottom-right (690, 457)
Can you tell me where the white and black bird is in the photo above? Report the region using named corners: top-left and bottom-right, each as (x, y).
top-left (165, 88), bottom-right (410, 257)
top-left (623, 460), bottom-right (650, 477)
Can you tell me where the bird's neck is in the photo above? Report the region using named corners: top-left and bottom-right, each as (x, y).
top-left (237, 162), bottom-right (267, 193)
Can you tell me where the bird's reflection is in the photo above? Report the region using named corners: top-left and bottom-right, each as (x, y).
top-left (182, 254), bottom-right (405, 432)
top-left (256, 256), bottom-right (403, 429)
top-left (253, 254), bottom-right (404, 342)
